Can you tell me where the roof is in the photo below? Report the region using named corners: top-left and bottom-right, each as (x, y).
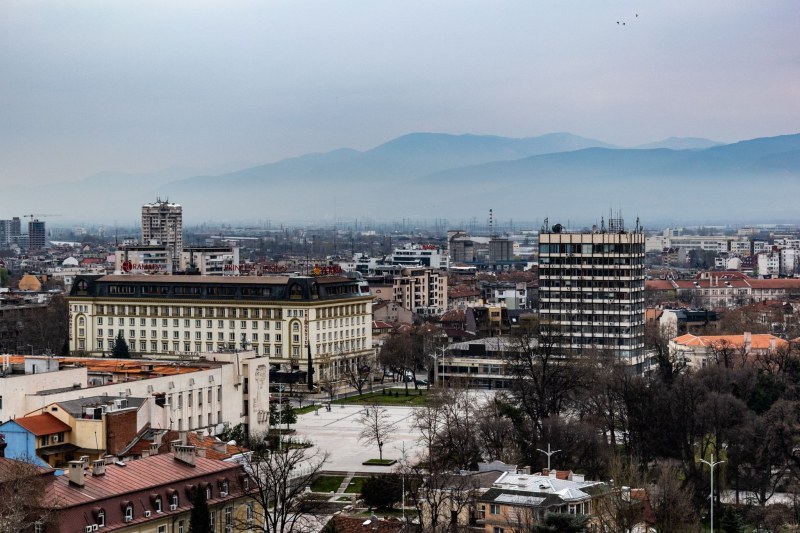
top-left (187, 433), bottom-right (242, 461)
top-left (13, 412), bottom-right (72, 436)
top-left (672, 333), bottom-right (787, 350)
top-left (0, 458), bottom-right (55, 482)
top-left (47, 452), bottom-right (243, 507)
top-left (56, 396), bottom-right (146, 418)
top-left (480, 472), bottom-right (606, 506)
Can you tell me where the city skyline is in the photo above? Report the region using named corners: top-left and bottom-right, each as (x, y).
top-left (1, 0), bottom-right (798, 187)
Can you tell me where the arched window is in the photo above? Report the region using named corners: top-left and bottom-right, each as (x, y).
top-left (154, 496), bottom-right (162, 513)
top-left (124, 505), bottom-right (133, 522)
top-left (206, 485), bottom-right (212, 500)
top-left (171, 493), bottom-right (179, 509)
top-left (78, 316), bottom-right (85, 326)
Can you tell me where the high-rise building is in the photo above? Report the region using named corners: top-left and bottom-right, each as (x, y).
top-left (0, 217), bottom-right (21, 247)
top-left (27, 219), bottom-right (46, 249)
top-left (141, 199), bottom-right (182, 267)
top-left (538, 218), bottom-right (645, 365)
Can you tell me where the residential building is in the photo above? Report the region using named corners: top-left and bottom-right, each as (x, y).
top-left (42, 445), bottom-right (253, 533)
top-left (67, 273), bottom-right (373, 388)
top-left (0, 217), bottom-right (21, 247)
top-left (437, 337), bottom-right (517, 389)
top-left (388, 244), bottom-right (447, 269)
top-left (646, 272), bottom-right (800, 308)
top-left (538, 220), bottom-right (646, 363)
top-left (141, 199), bottom-right (183, 268)
top-left (27, 219), bottom-right (46, 250)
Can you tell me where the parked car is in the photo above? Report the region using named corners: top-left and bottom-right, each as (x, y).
top-left (415, 378), bottom-right (429, 386)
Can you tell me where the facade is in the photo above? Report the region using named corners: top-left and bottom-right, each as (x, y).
top-left (0, 352), bottom-right (271, 439)
top-left (388, 244), bottom-right (447, 269)
top-left (646, 273), bottom-right (800, 308)
top-left (67, 274), bottom-right (373, 387)
top-left (141, 199), bottom-right (183, 267)
top-left (538, 222), bottom-right (645, 362)
top-left (391, 267), bottom-right (448, 316)
top-left (115, 246), bottom-right (172, 274)
top-left (28, 219), bottom-right (46, 250)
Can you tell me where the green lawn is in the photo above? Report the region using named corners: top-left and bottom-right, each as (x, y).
top-left (345, 477), bottom-right (367, 494)
top-left (333, 389), bottom-right (429, 406)
top-left (294, 404), bottom-right (319, 415)
top-left (310, 475), bottom-right (344, 493)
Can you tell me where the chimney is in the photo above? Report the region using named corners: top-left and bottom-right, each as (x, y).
top-left (80, 455), bottom-right (90, 469)
top-left (744, 331), bottom-right (752, 351)
top-left (92, 460), bottom-right (106, 476)
top-left (197, 448), bottom-right (206, 458)
top-left (68, 460), bottom-right (85, 487)
top-left (149, 443), bottom-right (159, 456)
top-left (212, 441), bottom-right (227, 454)
top-left (173, 444), bottom-right (197, 467)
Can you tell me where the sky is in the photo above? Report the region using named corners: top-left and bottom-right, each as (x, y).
top-left (1, 0), bottom-right (798, 186)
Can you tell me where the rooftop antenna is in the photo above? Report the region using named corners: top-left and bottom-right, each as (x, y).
top-left (489, 209), bottom-right (494, 239)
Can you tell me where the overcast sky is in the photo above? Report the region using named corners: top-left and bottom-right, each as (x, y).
top-left (1, 0), bottom-right (798, 186)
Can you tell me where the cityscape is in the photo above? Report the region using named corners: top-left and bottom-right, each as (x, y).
top-left (2, 1), bottom-right (800, 532)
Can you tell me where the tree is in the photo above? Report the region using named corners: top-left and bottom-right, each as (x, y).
top-left (0, 267), bottom-right (9, 287)
top-left (342, 361), bottom-right (371, 396)
top-left (0, 457), bottom-right (54, 532)
top-left (234, 430), bottom-right (329, 533)
top-left (112, 331), bottom-right (130, 358)
top-left (270, 402), bottom-right (297, 431)
top-left (649, 460), bottom-right (698, 532)
top-left (358, 402), bottom-right (396, 461)
top-left (534, 512), bottom-right (589, 532)
top-left (361, 474), bottom-right (403, 510)
top-left (188, 485), bottom-right (211, 533)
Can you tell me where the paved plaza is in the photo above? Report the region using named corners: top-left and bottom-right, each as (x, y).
top-left (293, 404), bottom-right (424, 473)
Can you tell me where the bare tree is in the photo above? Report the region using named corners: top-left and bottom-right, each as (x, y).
top-left (232, 431), bottom-right (329, 533)
top-left (0, 457), bottom-right (55, 532)
top-left (649, 460), bottom-right (698, 532)
top-left (358, 402), bottom-right (396, 461)
top-left (342, 354), bottom-right (373, 396)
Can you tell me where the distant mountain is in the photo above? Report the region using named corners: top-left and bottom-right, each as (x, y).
top-left (16, 132), bottom-right (800, 225)
top-left (635, 137), bottom-right (723, 150)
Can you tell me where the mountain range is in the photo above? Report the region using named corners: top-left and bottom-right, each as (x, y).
top-left (6, 132), bottom-right (799, 226)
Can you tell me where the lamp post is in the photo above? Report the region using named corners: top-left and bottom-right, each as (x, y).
top-left (536, 443), bottom-right (561, 472)
top-left (700, 453), bottom-right (725, 533)
top-left (277, 385), bottom-right (285, 452)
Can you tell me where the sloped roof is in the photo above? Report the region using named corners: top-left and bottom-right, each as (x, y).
top-left (325, 515), bottom-right (405, 533)
top-left (14, 413), bottom-right (72, 436)
top-left (672, 333), bottom-right (787, 350)
top-left (47, 452), bottom-right (242, 507)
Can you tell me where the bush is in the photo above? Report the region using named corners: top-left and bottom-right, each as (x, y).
top-left (361, 474), bottom-right (403, 510)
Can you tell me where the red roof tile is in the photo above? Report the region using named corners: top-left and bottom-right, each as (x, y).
top-left (14, 413), bottom-right (72, 436)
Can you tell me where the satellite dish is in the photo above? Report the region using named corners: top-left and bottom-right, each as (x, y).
top-left (552, 223), bottom-right (563, 233)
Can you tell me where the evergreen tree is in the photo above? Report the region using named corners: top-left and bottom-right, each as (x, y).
top-left (188, 486), bottom-right (211, 533)
top-left (112, 331), bottom-right (130, 358)
top-left (362, 474), bottom-right (402, 510)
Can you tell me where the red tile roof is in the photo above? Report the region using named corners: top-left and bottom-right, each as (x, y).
top-left (47, 452), bottom-right (242, 507)
top-left (326, 515), bottom-right (405, 533)
top-left (672, 333), bottom-right (787, 350)
top-left (14, 413), bottom-right (72, 436)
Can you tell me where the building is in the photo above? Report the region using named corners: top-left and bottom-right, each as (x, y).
top-left (388, 244), bottom-right (447, 269)
top-left (0, 217), bottom-right (21, 247)
top-left (669, 332), bottom-right (788, 369)
top-left (141, 199), bottom-right (183, 268)
top-left (538, 219), bottom-right (645, 363)
top-left (179, 246), bottom-right (240, 275)
top-left (477, 470), bottom-right (608, 531)
top-left (42, 445), bottom-right (253, 533)
top-left (0, 352), bottom-right (272, 438)
top-left (369, 267), bottom-right (447, 317)
top-left (27, 219), bottom-right (46, 250)
top-left (114, 245), bottom-right (173, 274)
top-left (67, 274), bottom-right (373, 388)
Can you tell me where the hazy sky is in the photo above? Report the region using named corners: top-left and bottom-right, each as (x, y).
top-left (1, 0), bottom-right (798, 185)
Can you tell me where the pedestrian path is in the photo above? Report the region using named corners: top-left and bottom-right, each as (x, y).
top-left (336, 472), bottom-right (356, 495)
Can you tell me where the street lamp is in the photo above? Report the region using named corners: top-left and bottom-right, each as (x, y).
top-left (700, 452), bottom-right (725, 533)
top-left (536, 443), bottom-right (561, 472)
top-left (277, 385), bottom-right (285, 452)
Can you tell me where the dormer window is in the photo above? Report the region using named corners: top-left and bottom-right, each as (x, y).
top-left (124, 505), bottom-right (133, 522)
top-left (97, 510), bottom-right (105, 527)
top-left (171, 493), bottom-right (179, 508)
top-left (206, 485), bottom-right (212, 500)
top-left (155, 496), bottom-right (162, 513)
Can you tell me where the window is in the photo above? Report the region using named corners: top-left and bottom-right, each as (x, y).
top-left (210, 511), bottom-right (216, 530)
top-left (35, 522), bottom-right (44, 533)
top-left (178, 521), bottom-right (184, 533)
top-left (158, 527), bottom-right (166, 533)
top-left (225, 506), bottom-right (233, 527)
top-left (124, 504), bottom-right (133, 522)
top-left (490, 504), bottom-right (500, 515)
top-left (97, 510), bottom-right (105, 527)
top-left (171, 493), bottom-right (179, 508)
top-left (155, 496), bottom-right (162, 513)
top-left (206, 485), bottom-right (212, 500)
top-left (246, 501), bottom-right (254, 523)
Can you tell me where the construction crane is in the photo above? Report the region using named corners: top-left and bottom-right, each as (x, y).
top-left (22, 214), bottom-right (61, 219)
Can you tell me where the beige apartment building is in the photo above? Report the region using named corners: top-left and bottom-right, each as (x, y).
top-left (67, 274), bottom-right (373, 386)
